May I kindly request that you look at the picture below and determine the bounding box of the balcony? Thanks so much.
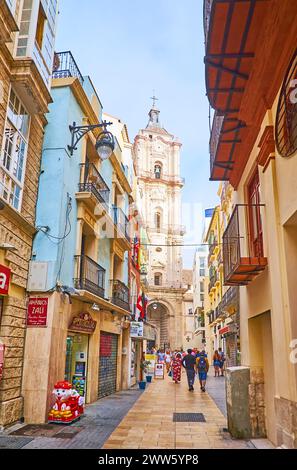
[210,112,247,181]
[147,224,186,236]
[112,206,130,244]
[111,279,130,312]
[52,51,84,85]
[74,255,105,299]
[139,171,185,186]
[218,286,239,318]
[204,0,268,114]
[208,268,218,293]
[223,204,267,285]
[77,163,110,210]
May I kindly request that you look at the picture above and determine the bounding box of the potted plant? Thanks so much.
[139,360,152,387]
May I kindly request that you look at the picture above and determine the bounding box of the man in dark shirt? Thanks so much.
[182,349,197,391]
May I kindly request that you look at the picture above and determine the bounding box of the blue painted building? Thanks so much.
[23,52,134,423]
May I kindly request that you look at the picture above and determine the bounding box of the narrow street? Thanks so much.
[0,369,257,450]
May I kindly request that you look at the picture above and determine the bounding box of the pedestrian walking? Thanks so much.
[171,352,182,383]
[157,349,165,364]
[182,348,197,391]
[218,347,226,376]
[213,350,220,377]
[165,350,172,373]
[196,350,209,392]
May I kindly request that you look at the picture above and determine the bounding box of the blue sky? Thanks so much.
[55,0,219,267]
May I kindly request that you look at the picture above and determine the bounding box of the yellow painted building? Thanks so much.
[204,0,297,447]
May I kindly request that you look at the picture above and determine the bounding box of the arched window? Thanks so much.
[154,273,162,286]
[154,163,162,179]
[155,212,161,231]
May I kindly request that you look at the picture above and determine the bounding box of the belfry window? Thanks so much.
[154,273,162,286]
[154,164,162,179]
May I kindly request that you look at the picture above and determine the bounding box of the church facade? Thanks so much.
[133,102,186,350]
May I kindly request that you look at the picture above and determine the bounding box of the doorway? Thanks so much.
[64,333,89,403]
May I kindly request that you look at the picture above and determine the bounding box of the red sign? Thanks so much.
[27,298,48,327]
[69,312,97,334]
[0,343,5,381]
[219,326,230,335]
[0,264,11,296]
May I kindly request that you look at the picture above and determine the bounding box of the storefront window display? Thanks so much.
[65,334,89,402]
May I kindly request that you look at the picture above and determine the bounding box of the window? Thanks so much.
[154,163,162,179]
[16,0,33,57]
[0,89,30,211]
[154,273,162,286]
[155,212,161,231]
[200,293,204,302]
[248,169,264,258]
[188,308,193,315]
[199,269,205,276]
[200,281,204,293]
[35,3,47,50]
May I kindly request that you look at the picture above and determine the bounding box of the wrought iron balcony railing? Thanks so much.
[112,206,130,243]
[223,204,267,285]
[139,171,185,185]
[218,286,239,319]
[203,0,213,41]
[208,268,218,293]
[210,111,224,178]
[74,255,105,298]
[52,51,84,85]
[111,279,130,311]
[147,224,186,236]
[78,163,110,207]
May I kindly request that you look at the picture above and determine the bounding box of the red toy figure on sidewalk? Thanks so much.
[48,381,84,424]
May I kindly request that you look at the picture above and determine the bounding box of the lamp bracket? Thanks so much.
[68,120,113,155]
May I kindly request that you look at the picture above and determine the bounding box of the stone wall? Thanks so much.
[248,367,266,438]
[275,396,297,448]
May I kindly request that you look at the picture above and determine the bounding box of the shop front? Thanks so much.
[130,321,144,386]
[98,332,118,398]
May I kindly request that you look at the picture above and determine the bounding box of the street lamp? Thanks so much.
[68,120,115,158]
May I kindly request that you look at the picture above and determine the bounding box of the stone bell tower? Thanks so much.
[133,98,186,349]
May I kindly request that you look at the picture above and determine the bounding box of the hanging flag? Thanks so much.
[137,292,148,320]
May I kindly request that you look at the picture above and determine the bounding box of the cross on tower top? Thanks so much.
[150,91,159,108]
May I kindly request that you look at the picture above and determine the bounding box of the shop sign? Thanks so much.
[27,297,48,327]
[154,363,164,379]
[130,321,144,338]
[0,264,11,296]
[69,312,97,334]
[0,343,5,381]
[219,326,230,335]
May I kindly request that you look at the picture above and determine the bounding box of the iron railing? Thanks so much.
[111,279,130,311]
[203,0,214,41]
[146,224,186,236]
[74,255,105,298]
[208,267,218,292]
[52,51,84,85]
[139,171,185,185]
[218,286,239,318]
[223,204,266,283]
[78,163,110,206]
[210,111,224,177]
[112,206,130,243]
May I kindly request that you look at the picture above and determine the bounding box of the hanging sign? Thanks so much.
[27,298,48,327]
[0,343,5,381]
[69,312,97,334]
[0,264,11,296]
[130,321,144,338]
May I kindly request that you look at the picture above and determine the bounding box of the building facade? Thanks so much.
[0,0,58,428]
[22,52,134,424]
[204,0,297,447]
[133,103,186,350]
[193,246,208,350]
